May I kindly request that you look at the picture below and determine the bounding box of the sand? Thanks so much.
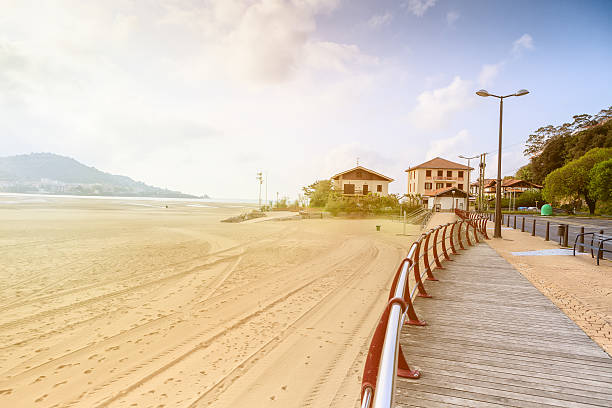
[0,196,421,407]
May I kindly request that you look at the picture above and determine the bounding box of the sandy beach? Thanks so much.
[0,196,420,408]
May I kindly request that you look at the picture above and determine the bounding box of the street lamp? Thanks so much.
[459,154,479,211]
[476,88,529,238]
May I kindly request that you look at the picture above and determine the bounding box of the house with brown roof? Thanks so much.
[331,166,394,197]
[471,178,542,198]
[405,157,473,210]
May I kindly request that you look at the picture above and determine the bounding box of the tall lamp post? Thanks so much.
[459,154,479,211]
[476,88,529,238]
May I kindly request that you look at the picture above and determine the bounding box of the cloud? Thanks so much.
[446,11,459,26]
[426,129,471,160]
[478,62,504,87]
[368,11,393,28]
[302,41,379,73]
[404,0,437,17]
[512,33,534,55]
[408,76,474,130]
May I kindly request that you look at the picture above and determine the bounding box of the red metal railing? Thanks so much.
[360,212,488,408]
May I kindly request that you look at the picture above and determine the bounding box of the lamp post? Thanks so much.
[459,154,479,211]
[476,88,529,238]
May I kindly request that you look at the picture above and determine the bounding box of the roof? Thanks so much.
[425,186,469,197]
[331,165,394,182]
[471,178,495,186]
[502,178,543,188]
[405,157,473,172]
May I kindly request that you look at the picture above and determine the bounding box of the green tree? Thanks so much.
[302,180,332,207]
[589,158,612,202]
[515,165,534,182]
[543,147,612,214]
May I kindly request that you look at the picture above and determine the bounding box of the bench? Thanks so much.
[573,232,612,265]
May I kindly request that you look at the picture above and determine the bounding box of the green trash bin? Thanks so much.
[376,225,381,231]
[541,204,553,216]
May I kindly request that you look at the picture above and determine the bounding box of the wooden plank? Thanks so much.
[395,243,612,407]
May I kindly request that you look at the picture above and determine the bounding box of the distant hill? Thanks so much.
[0,153,207,198]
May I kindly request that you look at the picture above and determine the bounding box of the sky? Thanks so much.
[1,0,611,200]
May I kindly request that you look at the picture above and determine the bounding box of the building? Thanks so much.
[405,157,473,210]
[331,166,394,196]
[471,178,542,198]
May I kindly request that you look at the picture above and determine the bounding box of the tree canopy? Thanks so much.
[543,147,612,214]
[302,180,332,207]
[589,158,612,203]
[522,106,612,185]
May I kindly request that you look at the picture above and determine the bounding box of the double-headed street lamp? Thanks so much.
[476,88,529,238]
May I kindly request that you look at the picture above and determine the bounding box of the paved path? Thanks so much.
[497,214,611,259]
[395,243,612,407]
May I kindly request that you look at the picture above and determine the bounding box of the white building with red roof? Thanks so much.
[331,166,394,196]
[405,157,473,211]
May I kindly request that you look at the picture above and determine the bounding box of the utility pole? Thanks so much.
[265,172,268,208]
[256,172,263,207]
[458,154,479,211]
[479,153,487,211]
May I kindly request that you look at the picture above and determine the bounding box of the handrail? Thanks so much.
[361,214,487,408]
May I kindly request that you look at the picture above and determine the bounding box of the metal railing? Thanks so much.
[360,211,489,408]
[480,212,610,264]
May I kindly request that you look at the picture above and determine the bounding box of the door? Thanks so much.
[363,184,369,195]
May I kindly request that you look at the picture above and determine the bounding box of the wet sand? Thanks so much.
[0,196,420,407]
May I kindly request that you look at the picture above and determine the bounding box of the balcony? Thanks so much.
[425,176,464,181]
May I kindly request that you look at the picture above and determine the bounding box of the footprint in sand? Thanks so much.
[0,389,13,395]
[163,378,174,384]
[53,381,67,388]
[34,394,48,403]
[105,346,119,352]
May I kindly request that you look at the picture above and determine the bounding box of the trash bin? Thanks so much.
[541,204,553,216]
[376,225,381,231]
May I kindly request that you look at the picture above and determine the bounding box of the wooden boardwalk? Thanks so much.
[396,243,612,408]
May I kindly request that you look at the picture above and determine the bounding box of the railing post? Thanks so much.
[422,231,437,281]
[412,239,431,298]
[441,224,451,261]
[513,215,517,229]
[579,227,585,253]
[465,220,472,246]
[532,219,536,236]
[521,217,525,232]
[457,221,466,250]
[599,230,604,260]
[472,221,480,243]
[545,221,550,241]
[432,226,444,269]
[563,225,569,247]
[482,218,490,239]
[449,222,458,254]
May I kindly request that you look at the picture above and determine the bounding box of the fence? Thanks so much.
[481,212,610,262]
[360,211,489,408]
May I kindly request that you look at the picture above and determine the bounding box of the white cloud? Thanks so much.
[405,0,437,17]
[446,11,459,26]
[512,33,534,55]
[408,76,474,131]
[478,62,504,87]
[368,11,393,28]
[426,129,471,160]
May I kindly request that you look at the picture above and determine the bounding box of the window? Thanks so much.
[426,170,431,177]
[437,170,443,177]
[458,171,464,178]
[447,170,452,177]
[344,184,355,194]
[425,182,432,190]
[436,183,444,189]
[446,183,452,187]
[458,184,464,190]
[377,184,382,192]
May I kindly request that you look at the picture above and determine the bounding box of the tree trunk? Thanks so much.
[585,196,597,215]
